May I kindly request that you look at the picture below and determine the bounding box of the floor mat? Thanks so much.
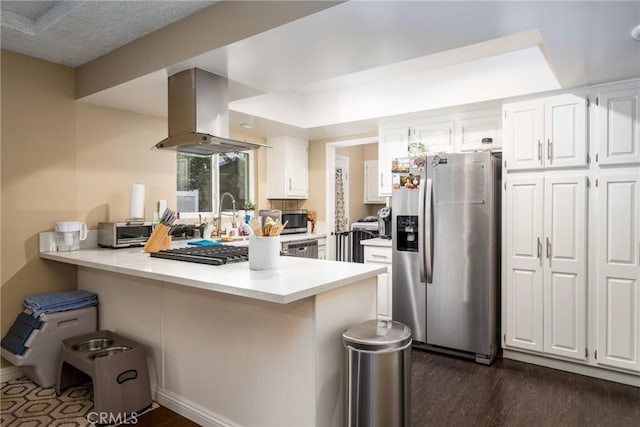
[0,376,157,426]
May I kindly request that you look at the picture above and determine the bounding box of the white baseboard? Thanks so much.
[0,366,23,383]
[154,387,240,427]
[503,350,640,387]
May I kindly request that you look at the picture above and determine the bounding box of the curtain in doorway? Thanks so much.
[335,168,346,232]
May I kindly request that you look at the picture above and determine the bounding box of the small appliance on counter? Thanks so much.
[377,207,392,239]
[169,223,205,240]
[98,221,153,248]
[281,209,308,234]
[55,222,88,251]
[258,209,282,225]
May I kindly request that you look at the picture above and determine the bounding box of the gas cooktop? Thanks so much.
[150,246,248,266]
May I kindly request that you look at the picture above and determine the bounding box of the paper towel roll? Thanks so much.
[158,199,168,216]
[129,183,145,219]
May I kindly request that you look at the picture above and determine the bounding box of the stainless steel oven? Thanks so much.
[282,239,318,259]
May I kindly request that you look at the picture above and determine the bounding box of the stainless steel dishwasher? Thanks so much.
[282,239,319,259]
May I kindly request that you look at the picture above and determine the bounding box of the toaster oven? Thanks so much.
[98,222,153,248]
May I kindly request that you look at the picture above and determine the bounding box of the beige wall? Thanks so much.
[302,137,380,224]
[75,103,171,226]
[1,51,78,367]
[306,140,327,221]
[0,51,175,368]
[363,142,378,161]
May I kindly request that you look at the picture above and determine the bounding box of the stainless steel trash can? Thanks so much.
[343,319,412,427]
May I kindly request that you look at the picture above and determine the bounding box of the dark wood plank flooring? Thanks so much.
[136,405,199,427]
[411,350,640,426]
[138,350,640,426]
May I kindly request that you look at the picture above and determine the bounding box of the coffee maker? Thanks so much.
[377,207,392,239]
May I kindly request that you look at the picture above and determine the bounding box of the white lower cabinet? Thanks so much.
[318,244,326,260]
[317,237,326,260]
[504,173,588,361]
[505,176,544,351]
[363,244,392,319]
[596,170,640,372]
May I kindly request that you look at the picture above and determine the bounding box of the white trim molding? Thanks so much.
[503,350,640,388]
[0,366,24,383]
[154,387,240,427]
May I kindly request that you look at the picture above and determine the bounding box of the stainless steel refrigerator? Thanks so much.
[391,151,500,364]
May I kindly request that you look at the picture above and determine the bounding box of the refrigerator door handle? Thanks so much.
[418,179,426,283]
[426,178,433,283]
[419,178,433,284]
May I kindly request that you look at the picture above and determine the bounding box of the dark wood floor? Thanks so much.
[136,405,199,427]
[411,350,640,426]
[138,350,640,426]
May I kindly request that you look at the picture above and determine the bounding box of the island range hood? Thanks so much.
[154,68,267,155]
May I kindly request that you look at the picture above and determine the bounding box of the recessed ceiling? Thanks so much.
[2,1,639,140]
[229,32,561,128]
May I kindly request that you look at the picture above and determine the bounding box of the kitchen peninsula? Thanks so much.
[40,244,384,426]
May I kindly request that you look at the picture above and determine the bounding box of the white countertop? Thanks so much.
[361,237,392,248]
[40,245,384,304]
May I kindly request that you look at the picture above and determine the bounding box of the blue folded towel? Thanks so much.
[24,290,97,318]
[187,239,222,246]
[0,312,43,355]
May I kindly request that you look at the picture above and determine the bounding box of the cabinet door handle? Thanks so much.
[546,237,551,259]
[289,178,292,191]
[449,128,453,145]
[371,254,389,259]
[380,173,384,187]
[538,140,542,160]
[547,139,552,162]
[537,237,542,258]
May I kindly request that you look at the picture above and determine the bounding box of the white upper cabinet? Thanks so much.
[378,127,408,197]
[503,100,545,170]
[596,85,640,166]
[378,108,502,197]
[364,160,385,204]
[457,114,502,152]
[544,95,588,168]
[413,120,455,153]
[503,95,587,170]
[266,136,308,199]
[597,170,640,372]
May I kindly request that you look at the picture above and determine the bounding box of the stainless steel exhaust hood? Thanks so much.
[154,68,267,155]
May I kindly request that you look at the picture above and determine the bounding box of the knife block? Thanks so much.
[143,224,171,253]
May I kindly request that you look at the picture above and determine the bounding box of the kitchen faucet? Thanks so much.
[218,192,237,235]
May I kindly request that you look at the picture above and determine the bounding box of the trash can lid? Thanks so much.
[343,319,412,351]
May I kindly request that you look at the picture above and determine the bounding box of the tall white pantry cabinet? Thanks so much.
[502,80,640,384]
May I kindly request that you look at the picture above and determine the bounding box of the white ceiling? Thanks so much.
[0,0,216,67]
[2,1,640,140]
